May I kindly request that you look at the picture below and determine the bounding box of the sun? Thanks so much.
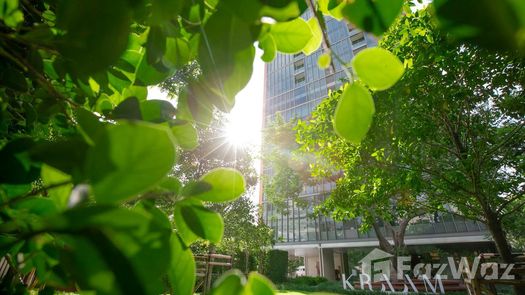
[221,48,264,149]
[224,119,254,147]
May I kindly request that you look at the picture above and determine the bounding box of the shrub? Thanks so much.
[279,279,469,295]
[264,249,288,283]
[287,276,328,286]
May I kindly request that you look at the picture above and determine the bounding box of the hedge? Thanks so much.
[264,249,288,283]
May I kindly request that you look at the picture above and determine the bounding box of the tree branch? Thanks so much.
[0,180,72,208]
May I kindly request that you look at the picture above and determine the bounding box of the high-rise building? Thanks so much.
[260,12,491,280]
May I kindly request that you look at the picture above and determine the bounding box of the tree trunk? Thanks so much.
[245,250,249,274]
[372,221,394,254]
[484,210,525,294]
[392,218,409,255]
[485,211,513,263]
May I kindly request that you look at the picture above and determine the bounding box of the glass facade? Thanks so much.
[261,13,486,245]
[263,11,377,126]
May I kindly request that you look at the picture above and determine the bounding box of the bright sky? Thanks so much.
[148,49,265,203]
[225,49,265,204]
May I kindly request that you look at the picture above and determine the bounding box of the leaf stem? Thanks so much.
[0,180,72,208]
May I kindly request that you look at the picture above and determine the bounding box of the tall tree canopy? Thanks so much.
[379,8,525,263]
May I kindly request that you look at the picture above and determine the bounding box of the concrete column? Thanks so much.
[321,248,336,280]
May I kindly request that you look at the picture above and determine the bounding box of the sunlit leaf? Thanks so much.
[317,52,331,69]
[86,121,177,203]
[270,18,313,54]
[302,18,322,55]
[192,168,245,203]
[352,48,404,90]
[259,33,277,62]
[333,83,375,144]
[171,121,198,150]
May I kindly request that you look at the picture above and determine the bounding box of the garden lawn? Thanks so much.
[277,292,341,295]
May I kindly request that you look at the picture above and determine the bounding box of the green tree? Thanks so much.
[295,86,430,257]
[262,117,305,214]
[378,9,525,266]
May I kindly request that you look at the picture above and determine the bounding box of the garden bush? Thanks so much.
[264,249,288,283]
[287,276,328,286]
[279,279,469,295]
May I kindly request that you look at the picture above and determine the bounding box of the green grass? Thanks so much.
[277,292,341,295]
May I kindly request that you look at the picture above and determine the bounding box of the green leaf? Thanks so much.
[122,86,148,101]
[341,0,403,36]
[434,0,524,53]
[146,26,166,65]
[210,270,244,295]
[30,138,89,179]
[112,96,142,120]
[167,234,195,295]
[258,34,277,62]
[198,9,256,110]
[0,138,40,184]
[270,18,313,54]
[158,177,182,195]
[302,18,322,55]
[147,0,185,25]
[177,88,213,127]
[86,121,177,203]
[140,99,176,123]
[133,200,172,231]
[48,206,171,295]
[260,1,302,22]
[333,83,375,144]
[0,63,27,92]
[221,0,262,22]
[164,37,190,68]
[317,53,331,69]
[318,0,345,20]
[243,272,275,295]
[108,68,132,93]
[13,197,58,217]
[76,108,105,145]
[171,120,198,150]
[135,50,175,85]
[181,181,212,197]
[41,164,72,209]
[0,0,24,28]
[192,168,245,203]
[352,48,404,90]
[174,199,223,245]
[55,0,132,75]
